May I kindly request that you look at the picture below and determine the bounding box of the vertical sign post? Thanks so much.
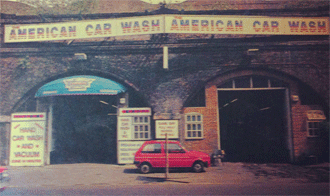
[165,133,169,179]
[163,46,168,69]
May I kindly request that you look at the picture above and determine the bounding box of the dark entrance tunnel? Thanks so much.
[50,96,117,164]
[219,90,290,163]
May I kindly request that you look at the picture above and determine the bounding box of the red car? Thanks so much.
[134,140,211,174]
[0,167,10,192]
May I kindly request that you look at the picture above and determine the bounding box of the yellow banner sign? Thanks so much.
[5,15,163,43]
[165,15,329,35]
[4,15,329,43]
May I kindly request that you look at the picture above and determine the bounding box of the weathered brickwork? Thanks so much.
[1,46,328,163]
[182,85,219,154]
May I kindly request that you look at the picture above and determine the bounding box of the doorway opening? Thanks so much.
[50,95,117,164]
[218,76,290,163]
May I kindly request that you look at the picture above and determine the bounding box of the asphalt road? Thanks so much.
[2,162,329,195]
[2,183,329,195]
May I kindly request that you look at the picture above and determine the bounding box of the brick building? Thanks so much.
[0,0,329,166]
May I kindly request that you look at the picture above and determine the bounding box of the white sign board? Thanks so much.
[10,113,46,166]
[156,120,179,139]
[117,117,132,140]
[117,141,144,164]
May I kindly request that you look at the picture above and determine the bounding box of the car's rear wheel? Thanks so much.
[192,162,204,173]
[140,163,151,174]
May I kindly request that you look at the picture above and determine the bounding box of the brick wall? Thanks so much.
[0,37,328,164]
[182,85,219,154]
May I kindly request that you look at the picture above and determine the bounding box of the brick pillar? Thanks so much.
[205,84,220,150]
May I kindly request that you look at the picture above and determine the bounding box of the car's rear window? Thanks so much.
[141,143,162,153]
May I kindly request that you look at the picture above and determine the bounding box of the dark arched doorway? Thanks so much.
[34,75,126,164]
[218,75,291,163]
[50,95,117,164]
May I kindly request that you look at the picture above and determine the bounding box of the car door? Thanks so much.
[167,143,191,167]
[140,143,165,167]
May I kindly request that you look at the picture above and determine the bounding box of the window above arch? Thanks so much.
[218,76,287,90]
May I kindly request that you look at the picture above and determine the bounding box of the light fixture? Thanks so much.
[248,49,259,52]
[100,100,109,105]
[230,99,238,103]
[74,53,87,60]
[247,49,259,55]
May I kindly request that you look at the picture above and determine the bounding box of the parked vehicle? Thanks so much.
[134,140,211,174]
[0,167,10,192]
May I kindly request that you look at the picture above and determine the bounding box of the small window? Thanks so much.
[141,144,161,153]
[235,77,250,88]
[307,121,321,137]
[253,76,269,88]
[306,110,326,137]
[271,78,286,88]
[220,80,233,88]
[185,113,203,139]
[132,116,150,140]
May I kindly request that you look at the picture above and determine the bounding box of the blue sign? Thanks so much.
[35,75,126,97]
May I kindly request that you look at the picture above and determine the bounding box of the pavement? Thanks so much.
[5,162,330,188]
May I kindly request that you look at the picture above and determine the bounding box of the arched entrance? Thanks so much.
[35,75,127,164]
[218,75,291,163]
[50,96,118,164]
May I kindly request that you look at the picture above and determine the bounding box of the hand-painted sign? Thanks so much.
[165,15,329,35]
[35,75,127,97]
[5,15,163,43]
[10,113,46,166]
[4,15,329,43]
[63,78,95,91]
[306,110,326,120]
[117,117,133,140]
[117,108,151,141]
[156,120,179,139]
[117,141,144,164]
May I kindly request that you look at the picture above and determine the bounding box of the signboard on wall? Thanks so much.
[35,75,127,97]
[156,120,178,139]
[117,107,151,164]
[118,107,151,117]
[117,117,132,140]
[117,141,144,164]
[4,15,329,43]
[10,113,46,166]
[117,107,151,141]
[165,15,329,35]
[5,15,164,43]
[306,110,326,120]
